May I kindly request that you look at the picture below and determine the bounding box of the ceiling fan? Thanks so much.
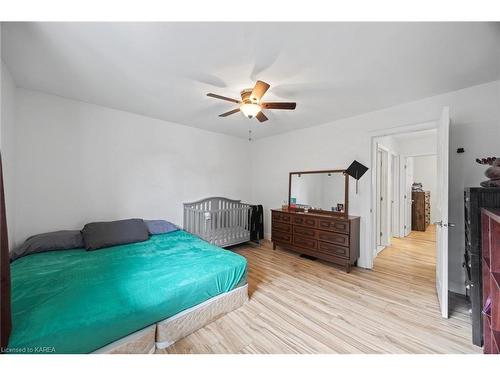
[206,80,296,123]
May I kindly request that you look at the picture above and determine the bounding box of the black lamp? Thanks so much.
[346,160,369,194]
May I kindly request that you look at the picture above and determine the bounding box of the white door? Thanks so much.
[376,149,382,247]
[380,150,389,246]
[435,107,450,318]
[391,155,400,237]
[404,157,414,236]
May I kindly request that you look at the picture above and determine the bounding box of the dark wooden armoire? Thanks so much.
[412,191,431,231]
[464,187,500,346]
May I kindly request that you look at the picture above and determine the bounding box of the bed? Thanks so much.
[8,230,248,354]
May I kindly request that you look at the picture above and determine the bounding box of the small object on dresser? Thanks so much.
[282,200,289,210]
[412,182,424,192]
[476,157,500,188]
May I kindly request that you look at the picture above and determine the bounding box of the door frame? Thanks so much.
[368,121,437,268]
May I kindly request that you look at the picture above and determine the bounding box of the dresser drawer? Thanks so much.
[293,225,316,238]
[317,218,349,234]
[293,215,317,228]
[317,241,349,258]
[317,230,349,246]
[272,221,291,233]
[272,230,292,243]
[272,211,291,223]
[293,235,317,250]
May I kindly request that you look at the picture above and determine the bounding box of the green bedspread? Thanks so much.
[8,230,247,354]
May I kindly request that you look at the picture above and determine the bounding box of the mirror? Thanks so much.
[289,170,348,216]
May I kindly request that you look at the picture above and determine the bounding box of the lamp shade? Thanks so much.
[240,103,261,118]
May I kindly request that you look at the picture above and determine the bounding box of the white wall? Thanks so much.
[250,80,500,294]
[12,88,252,247]
[1,60,16,249]
[413,155,438,223]
[397,131,437,156]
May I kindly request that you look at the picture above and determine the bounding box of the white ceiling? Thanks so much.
[3,22,500,139]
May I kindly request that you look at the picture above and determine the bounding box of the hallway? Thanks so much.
[376,225,437,280]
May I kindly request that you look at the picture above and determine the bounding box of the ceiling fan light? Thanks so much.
[240,103,261,119]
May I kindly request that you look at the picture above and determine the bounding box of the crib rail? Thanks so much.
[183,197,251,247]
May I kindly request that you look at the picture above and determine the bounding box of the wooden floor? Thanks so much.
[159,226,480,354]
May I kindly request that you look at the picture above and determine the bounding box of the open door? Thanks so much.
[403,156,414,237]
[391,154,399,238]
[376,146,389,250]
[435,107,450,318]
[376,149,382,247]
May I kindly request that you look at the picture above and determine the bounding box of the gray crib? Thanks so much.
[183,197,252,247]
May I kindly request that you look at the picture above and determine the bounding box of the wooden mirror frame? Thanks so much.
[288,169,349,217]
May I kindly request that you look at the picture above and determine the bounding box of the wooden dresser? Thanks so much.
[412,191,430,231]
[271,208,360,272]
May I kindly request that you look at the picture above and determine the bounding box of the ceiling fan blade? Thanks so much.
[250,80,271,102]
[261,102,296,110]
[207,93,240,104]
[219,108,241,117]
[256,111,268,123]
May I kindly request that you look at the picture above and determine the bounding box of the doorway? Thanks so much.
[373,129,438,251]
[370,109,450,319]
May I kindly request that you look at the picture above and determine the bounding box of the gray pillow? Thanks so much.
[81,218,149,251]
[11,230,84,261]
[144,220,178,235]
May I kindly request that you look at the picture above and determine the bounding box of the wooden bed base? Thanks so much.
[93,284,248,354]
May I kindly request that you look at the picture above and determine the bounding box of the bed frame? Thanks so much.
[183,197,252,247]
[93,284,248,354]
